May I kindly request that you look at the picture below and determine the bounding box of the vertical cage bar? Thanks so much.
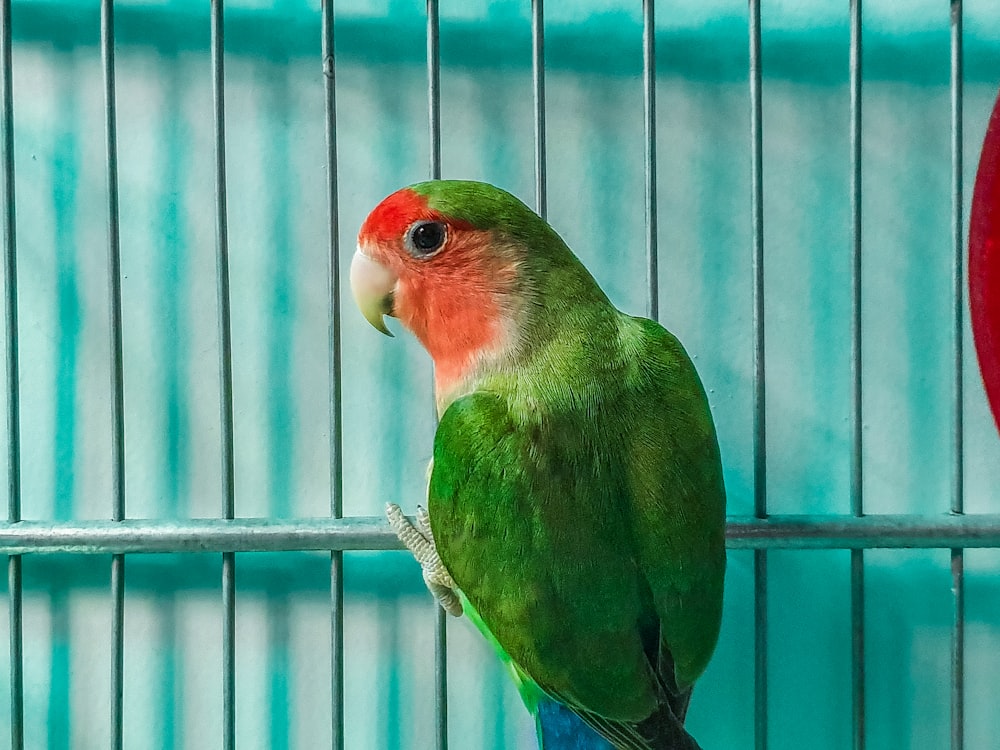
[950,548,964,750]
[221,552,235,750]
[320,1,345,747]
[211,0,237,747]
[101,0,126,746]
[110,556,124,749]
[848,6,863,520]
[950,7,964,516]
[434,605,448,750]
[752,543,767,742]
[848,2,865,748]
[748,2,767,748]
[748,0,764,521]
[643,0,657,321]
[426,3,447,748]
[211,0,234,527]
[427,0,440,181]
[0,0,21,744]
[101,0,124,536]
[532,0,546,220]
[950,2,964,748]
[7,558,19,750]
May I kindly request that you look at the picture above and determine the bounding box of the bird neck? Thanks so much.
[434,302,629,417]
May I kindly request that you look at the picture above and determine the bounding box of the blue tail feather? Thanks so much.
[535,697,616,750]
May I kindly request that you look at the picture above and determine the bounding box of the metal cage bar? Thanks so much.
[848,2,866,748]
[427,0,441,182]
[951,1,965,517]
[425,3,448,748]
[6,558,18,750]
[951,546,964,750]
[210,0,238,746]
[0,0,21,744]
[949,2,965,748]
[748,2,767,748]
[0,513,994,553]
[100,0,126,746]
[643,0,657,322]
[433,606,448,750]
[532,0,546,221]
[320,0,345,748]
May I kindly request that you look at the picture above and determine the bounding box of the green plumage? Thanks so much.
[412,182,726,750]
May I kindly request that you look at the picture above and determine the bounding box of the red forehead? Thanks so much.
[359,188,434,245]
[359,187,478,247]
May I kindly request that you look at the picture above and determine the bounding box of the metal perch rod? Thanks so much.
[0,514,996,554]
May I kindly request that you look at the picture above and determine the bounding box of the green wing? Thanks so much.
[620,317,727,690]
[427,314,726,746]
[429,390,661,723]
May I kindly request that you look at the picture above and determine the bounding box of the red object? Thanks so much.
[970,89,1000,434]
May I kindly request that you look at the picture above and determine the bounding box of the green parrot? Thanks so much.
[350,180,726,750]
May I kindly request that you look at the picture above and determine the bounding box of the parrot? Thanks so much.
[350,180,726,750]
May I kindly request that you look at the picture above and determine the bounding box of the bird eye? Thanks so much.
[405,221,447,257]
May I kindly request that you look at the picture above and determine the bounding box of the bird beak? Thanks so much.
[350,249,397,337]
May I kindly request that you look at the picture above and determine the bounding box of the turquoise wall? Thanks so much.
[0,1,999,748]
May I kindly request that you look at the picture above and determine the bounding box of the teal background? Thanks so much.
[0,0,999,747]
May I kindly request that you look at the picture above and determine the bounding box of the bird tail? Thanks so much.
[536,697,616,750]
[536,695,705,750]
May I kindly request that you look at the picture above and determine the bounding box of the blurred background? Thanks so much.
[0,0,999,747]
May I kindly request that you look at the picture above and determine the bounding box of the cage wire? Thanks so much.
[0,0,998,749]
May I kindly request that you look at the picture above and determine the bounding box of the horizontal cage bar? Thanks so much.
[0,514,996,555]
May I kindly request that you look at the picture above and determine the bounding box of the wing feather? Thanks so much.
[426,315,725,749]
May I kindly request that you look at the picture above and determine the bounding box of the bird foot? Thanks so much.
[386,503,463,617]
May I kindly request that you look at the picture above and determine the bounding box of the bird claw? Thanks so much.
[386,503,463,617]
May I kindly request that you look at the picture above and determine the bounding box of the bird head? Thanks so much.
[352,180,610,404]
[352,181,529,390]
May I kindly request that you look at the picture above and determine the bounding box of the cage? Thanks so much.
[0,0,998,748]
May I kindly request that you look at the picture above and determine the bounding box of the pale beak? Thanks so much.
[350,249,397,337]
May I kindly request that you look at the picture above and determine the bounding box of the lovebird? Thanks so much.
[350,180,726,750]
